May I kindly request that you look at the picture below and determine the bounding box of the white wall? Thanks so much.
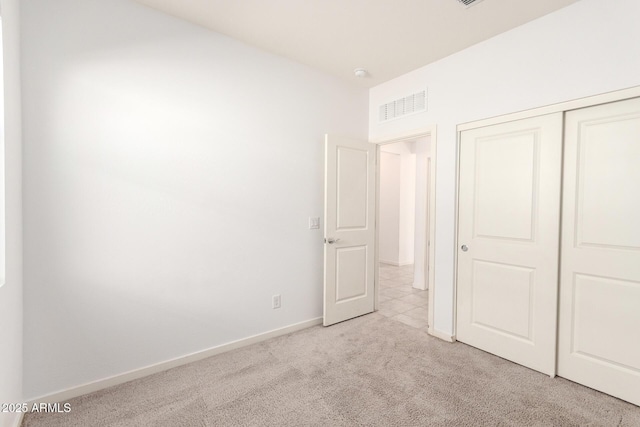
[378,151,400,264]
[397,143,416,266]
[21,0,368,398]
[369,0,640,337]
[0,19,3,289]
[379,142,416,266]
[0,0,22,426]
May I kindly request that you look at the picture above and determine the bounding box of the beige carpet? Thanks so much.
[23,313,640,426]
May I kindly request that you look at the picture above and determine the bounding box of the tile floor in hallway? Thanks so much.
[377,263,429,332]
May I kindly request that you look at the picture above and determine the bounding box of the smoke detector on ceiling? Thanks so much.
[354,68,368,78]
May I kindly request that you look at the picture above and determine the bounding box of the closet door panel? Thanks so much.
[558,96,640,406]
[457,113,563,376]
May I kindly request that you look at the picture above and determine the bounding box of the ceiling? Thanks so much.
[135,0,580,88]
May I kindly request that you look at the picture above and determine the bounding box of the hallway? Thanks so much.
[377,263,429,331]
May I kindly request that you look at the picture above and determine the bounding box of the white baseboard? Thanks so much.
[27,317,323,405]
[379,260,414,267]
[6,412,23,427]
[428,327,456,343]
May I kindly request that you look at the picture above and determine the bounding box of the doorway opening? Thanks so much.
[374,129,436,333]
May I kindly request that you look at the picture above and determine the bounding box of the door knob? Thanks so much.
[325,238,341,244]
[461,245,468,252]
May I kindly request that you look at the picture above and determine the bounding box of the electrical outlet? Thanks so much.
[272,294,281,309]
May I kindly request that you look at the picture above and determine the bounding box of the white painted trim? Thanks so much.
[429,328,456,343]
[8,412,24,427]
[370,126,435,145]
[451,126,461,342]
[426,127,437,336]
[374,147,380,311]
[457,85,640,132]
[26,317,323,405]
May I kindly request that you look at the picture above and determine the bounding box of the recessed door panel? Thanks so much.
[457,113,563,376]
[571,274,640,372]
[576,115,640,250]
[474,131,537,241]
[335,246,368,302]
[337,147,369,230]
[472,261,534,341]
[558,97,640,406]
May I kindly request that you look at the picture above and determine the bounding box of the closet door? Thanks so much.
[558,97,640,406]
[457,113,563,376]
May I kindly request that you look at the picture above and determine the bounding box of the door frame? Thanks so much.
[371,125,438,336]
[453,84,640,339]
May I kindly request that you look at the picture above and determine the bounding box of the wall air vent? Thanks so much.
[379,90,427,123]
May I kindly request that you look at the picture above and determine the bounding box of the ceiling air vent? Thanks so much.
[456,0,484,6]
[379,90,427,123]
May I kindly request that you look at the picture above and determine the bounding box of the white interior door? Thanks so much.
[558,97,640,406]
[324,135,376,326]
[457,113,563,376]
